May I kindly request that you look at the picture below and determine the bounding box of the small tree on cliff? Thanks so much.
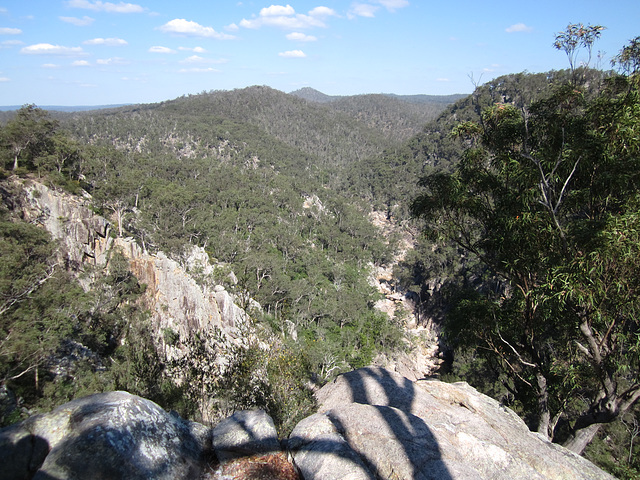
[411,28,640,453]
[2,105,58,171]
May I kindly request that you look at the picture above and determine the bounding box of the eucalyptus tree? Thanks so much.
[1,105,58,171]
[412,29,640,453]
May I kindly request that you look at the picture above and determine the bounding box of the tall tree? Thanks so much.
[412,31,640,453]
[1,105,58,171]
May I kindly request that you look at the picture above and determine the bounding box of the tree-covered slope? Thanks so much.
[62,86,453,179]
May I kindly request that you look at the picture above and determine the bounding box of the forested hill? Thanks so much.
[289,86,465,105]
[61,85,455,176]
[342,70,583,219]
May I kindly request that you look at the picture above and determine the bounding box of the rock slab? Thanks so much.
[290,367,615,480]
[211,409,281,463]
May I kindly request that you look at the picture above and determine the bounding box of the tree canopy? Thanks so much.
[411,29,640,455]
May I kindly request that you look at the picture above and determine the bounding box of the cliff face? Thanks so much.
[10,177,250,357]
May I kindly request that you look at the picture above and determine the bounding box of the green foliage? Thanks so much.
[613,36,640,75]
[1,105,58,172]
[0,214,72,388]
[553,23,606,81]
[584,409,640,479]
[411,33,640,459]
[0,201,154,425]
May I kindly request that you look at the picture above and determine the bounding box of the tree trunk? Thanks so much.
[563,423,601,454]
[535,371,552,440]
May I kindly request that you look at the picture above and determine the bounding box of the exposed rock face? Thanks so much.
[290,367,615,480]
[17,179,112,270]
[9,178,251,356]
[288,413,373,480]
[0,391,210,480]
[0,371,615,480]
[114,238,237,348]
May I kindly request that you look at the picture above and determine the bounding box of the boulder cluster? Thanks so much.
[0,367,614,480]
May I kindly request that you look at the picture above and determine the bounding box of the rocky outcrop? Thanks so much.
[291,367,615,480]
[8,177,252,356]
[0,391,210,480]
[17,179,112,270]
[113,238,240,350]
[0,369,615,480]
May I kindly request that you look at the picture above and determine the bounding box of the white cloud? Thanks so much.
[506,23,533,33]
[279,49,306,58]
[84,37,128,46]
[180,55,227,64]
[159,19,236,39]
[0,77,9,82]
[178,67,220,73]
[59,16,94,26]
[483,63,501,72]
[239,5,330,29]
[42,63,61,69]
[21,43,86,56]
[436,77,450,82]
[376,0,409,11]
[349,4,379,18]
[72,60,91,66]
[226,23,239,31]
[349,0,408,18]
[260,4,295,16]
[179,46,207,53]
[180,55,206,63]
[66,0,145,13]
[1,39,23,48]
[149,45,176,53]
[286,32,317,42]
[309,6,338,17]
[97,57,128,64]
[0,27,22,35]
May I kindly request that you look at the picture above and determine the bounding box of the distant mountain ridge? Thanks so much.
[1,87,464,112]
[289,87,466,105]
[0,104,131,112]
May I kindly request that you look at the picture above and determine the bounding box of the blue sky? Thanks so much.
[1,1,639,105]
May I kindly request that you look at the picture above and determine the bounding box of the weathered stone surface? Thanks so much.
[288,413,374,480]
[212,409,280,463]
[12,179,250,364]
[0,421,49,480]
[294,367,614,480]
[117,239,232,346]
[0,391,211,480]
[19,179,112,270]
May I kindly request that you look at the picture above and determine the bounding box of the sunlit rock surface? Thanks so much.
[291,367,615,480]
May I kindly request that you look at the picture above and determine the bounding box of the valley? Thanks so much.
[2,49,640,477]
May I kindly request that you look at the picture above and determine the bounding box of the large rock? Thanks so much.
[288,413,373,480]
[212,409,281,463]
[290,367,615,480]
[0,391,210,480]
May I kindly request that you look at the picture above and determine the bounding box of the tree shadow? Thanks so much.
[1,396,210,480]
[3,371,454,480]
[326,367,453,479]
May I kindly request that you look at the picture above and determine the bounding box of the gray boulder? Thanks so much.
[211,409,280,463]
[290,367,615,480]
[0,391,211,480]
[288,413,373,480]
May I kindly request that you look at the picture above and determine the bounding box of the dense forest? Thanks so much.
[1,23,639,478]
